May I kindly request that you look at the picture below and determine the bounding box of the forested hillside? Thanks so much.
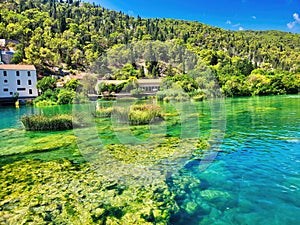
[1,0,299,96]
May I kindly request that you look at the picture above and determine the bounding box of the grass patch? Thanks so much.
[21,114,74,131]
[94,104,163,125]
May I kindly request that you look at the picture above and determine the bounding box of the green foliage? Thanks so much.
[57,89,76,105]
[34,99,57,107]
[1,0,299,73]
[36,76,57,93]
[21,114,74,131]
[116,63,138,80]
[33,88,59,105]
[97,82,127,94]
[157,84,190,102]
[1,0,299,97]
[64,78,80,91]
[166,74,199,93]
[130,88,145,97]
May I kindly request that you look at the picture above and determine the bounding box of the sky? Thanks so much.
[92,0,300,33]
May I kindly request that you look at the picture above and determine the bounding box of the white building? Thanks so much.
[0,65,38,99]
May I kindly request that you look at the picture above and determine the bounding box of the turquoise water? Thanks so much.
[0,95,299,224]
[169,95,300,224]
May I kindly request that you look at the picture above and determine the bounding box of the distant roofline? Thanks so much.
[0,64,36,71]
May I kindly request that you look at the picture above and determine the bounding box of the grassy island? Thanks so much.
[21,114,74,131]
[94,103,163,125]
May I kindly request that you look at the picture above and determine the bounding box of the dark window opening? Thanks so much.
[3,88,8,92]
[4,79,8,83]
[28,80,32,85]
[17,88,26,91]
[16,71,20,76]
[28,71,31,77]
[29,89,33,95]
[10,92,13,95]
[3,71,7,76]
[17,80,21,85]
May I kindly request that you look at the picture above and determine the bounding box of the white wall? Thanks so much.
[0,69,38,98]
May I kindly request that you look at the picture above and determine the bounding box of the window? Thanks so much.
[3,71,7,76]
[10,92,13,95]
[28,80,32,85]
[16,71,20,76]
[29,89,33,95]
[4,79,7,83]
[28,71,31,77]
[17,88,26,91]
[17,80,20,85]
[3,88,8,92]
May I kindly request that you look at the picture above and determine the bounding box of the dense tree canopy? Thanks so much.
[0,0,299,97]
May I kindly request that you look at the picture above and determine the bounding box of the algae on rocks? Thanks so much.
[0,159,178,225]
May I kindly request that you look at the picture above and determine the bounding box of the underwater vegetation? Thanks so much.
[0,159,177,225]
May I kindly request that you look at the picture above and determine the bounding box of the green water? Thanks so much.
[0,95,299,224]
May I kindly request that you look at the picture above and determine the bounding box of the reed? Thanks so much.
[21,114,74,131]
[94,104,163,125]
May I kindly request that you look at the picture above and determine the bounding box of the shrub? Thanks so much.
[57,89,76,104]
[21,114,74,131]
[35,100,57,107]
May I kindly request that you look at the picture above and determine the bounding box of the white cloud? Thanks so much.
[252,16,257,19]
[293,13,300,22]
[239,27,244,31]
[226,20,232,25]
[287,12,300,29]
[287,21,296,29]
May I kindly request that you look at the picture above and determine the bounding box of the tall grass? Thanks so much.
[129,104,162,125]
[94,104,163,125]
[21,114,74,131]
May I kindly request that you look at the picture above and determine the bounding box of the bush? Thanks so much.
[57,89,76,104]
[21,114,74,131]
[35,100,57,107]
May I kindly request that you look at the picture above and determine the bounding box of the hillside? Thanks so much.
[0,0,299,96]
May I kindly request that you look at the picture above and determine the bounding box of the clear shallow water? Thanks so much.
[0,95,299,224]
[169,95,300,224]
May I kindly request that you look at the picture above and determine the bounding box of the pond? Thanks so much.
[0,95,299,224]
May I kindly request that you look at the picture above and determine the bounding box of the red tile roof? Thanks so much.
[0,64,36,70]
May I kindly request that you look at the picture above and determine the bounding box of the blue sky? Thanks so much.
[92,0,300,33]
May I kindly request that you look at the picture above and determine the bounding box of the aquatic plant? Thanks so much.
[93,107,114,118]
[129,104,163,125]
[21,114,74,131]
[94,103,163,125]
[0,159,177,225]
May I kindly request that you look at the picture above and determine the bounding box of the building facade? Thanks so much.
[0,65,38,99]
